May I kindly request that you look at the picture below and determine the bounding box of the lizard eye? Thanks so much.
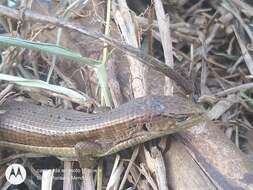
[175,115,189,122]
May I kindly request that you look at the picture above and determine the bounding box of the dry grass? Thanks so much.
[0,0,253,189]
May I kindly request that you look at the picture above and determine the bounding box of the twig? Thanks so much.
[41,170,54,190]
[215,83,253,97]
[112,0,146,97]
[63,161,72,190]
[154,0,173,96]
[0,84,14,104]
[139,163,158,190]
[106,157,124,190]
[151,146,168,190]
[232,25,253,75]
[118,147,139,190]
[207,94,238,120]
[0,153,46,165]
[0,5,193,94]
[82,168,95,190]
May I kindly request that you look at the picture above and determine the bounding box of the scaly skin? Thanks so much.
[0,95,206,166]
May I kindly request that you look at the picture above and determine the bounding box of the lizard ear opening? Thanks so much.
[142,123,152,131]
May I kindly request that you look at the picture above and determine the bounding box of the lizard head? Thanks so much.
[141,95,206,133]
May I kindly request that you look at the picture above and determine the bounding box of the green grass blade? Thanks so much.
[0,35,100,67]
[0,74,89,104]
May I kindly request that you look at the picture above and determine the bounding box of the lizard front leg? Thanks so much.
[74,141,103,168]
